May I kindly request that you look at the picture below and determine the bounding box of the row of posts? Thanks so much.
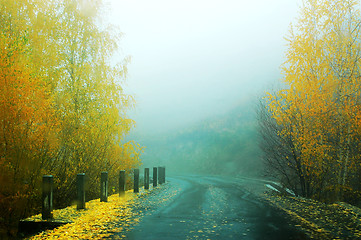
[42,167,166,220]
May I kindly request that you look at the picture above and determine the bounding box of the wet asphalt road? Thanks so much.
[122,175,308,240]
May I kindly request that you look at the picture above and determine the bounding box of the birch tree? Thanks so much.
[265,0,361,201]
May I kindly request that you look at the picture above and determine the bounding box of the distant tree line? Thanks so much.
[0,0,142,237]
[142,105,261,177]
[259,0,361,204]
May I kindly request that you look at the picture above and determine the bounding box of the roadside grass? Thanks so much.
[264,193,361,240]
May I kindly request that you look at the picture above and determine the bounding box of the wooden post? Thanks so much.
[153,167,157,187]
[158,167,162,185]
[158,166,166,184]
[101,171,108,202]
[144,168,149,190]
[77,173,86,210]
[42,175,53,220]
[134,169,139,193]
[160,167,165,184]
[119,170,125,196]
[162,167,165,183]
[161,167,165,184]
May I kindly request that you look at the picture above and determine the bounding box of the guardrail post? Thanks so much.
[144,168,150,190]
[158,166,165,184]
[158,167,161,184]
[134,169,139,193]
[101,171,108,202]
[119,170,125,196]
[77,173,86,210]
[161,167,165,184]
[153,167,157,187]
[42,175,53,220]
[163,167,166,183]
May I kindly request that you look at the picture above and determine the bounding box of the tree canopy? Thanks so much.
[264,0,361,202]
[0,0,142,235]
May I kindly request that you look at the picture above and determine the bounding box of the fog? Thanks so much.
[108,0,300,174]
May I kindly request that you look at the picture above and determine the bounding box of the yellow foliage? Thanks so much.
[0,0,143,236]
[266,0,361,200]
[28,192,138,240]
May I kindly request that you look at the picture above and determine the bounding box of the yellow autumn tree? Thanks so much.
[266,0,361,201]
[0,0,142,236]
[45,0,142,206]
[0,0,59,233]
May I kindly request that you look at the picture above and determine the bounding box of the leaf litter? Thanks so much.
[27,183,180,240]
[264,193,361,240]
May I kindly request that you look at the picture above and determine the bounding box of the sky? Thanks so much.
[107,0,300,136]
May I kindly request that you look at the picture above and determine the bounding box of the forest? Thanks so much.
[0,0,142,236]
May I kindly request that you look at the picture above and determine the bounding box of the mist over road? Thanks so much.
[122,175,308,240]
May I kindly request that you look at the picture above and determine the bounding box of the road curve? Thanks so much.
[120,175,308,240]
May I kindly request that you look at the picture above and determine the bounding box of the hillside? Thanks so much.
[135,102,262,177]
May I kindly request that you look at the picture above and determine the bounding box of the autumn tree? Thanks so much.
[0,0,61,233]
[0,0,142,236]
[258,97,312,197]
[43,0,142,206]
[264,0,361,202]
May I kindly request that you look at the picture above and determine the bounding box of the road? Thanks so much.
[119,175,308,240]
